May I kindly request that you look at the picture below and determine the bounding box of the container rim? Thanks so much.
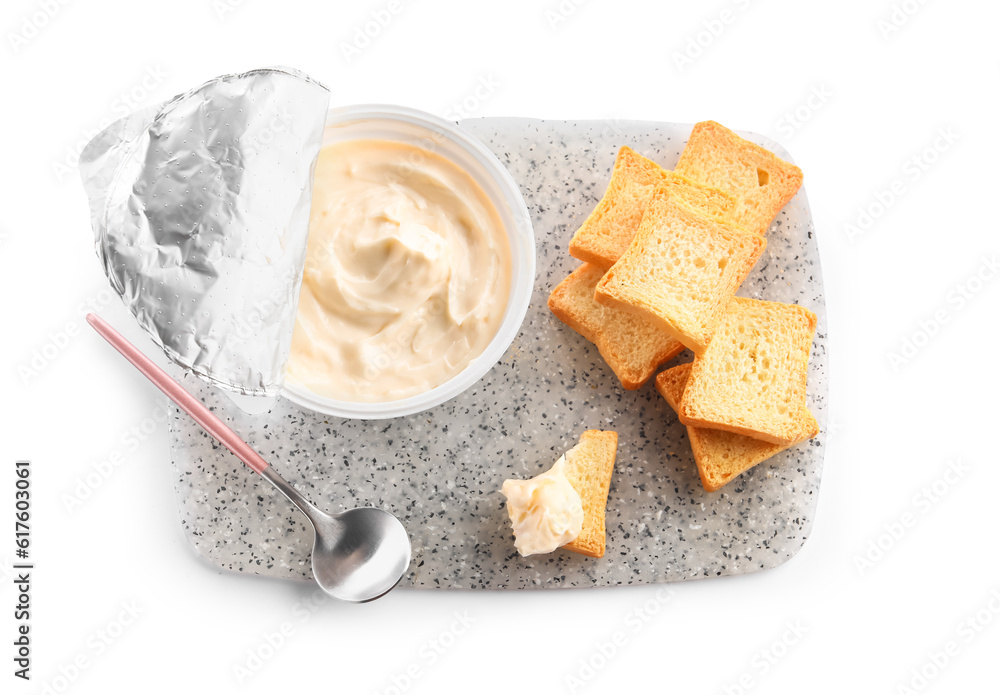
[281,104,536,419]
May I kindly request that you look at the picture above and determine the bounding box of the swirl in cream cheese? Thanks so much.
[286,139,511,402]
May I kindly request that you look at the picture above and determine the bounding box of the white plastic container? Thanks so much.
[281,105,535,419]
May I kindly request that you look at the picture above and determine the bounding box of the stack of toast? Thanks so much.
[548,121,819,492]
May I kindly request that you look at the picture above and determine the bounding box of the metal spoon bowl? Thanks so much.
[262,468,410,601]
[87,313,411,602]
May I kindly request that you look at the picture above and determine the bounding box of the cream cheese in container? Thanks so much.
[81,75,533,418]
[281,106,535,419]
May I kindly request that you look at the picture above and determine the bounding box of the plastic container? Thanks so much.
[281,105,536,419]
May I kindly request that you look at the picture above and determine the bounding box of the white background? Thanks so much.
[2,0,999,693]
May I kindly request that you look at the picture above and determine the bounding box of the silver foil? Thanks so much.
[80,67,330,398]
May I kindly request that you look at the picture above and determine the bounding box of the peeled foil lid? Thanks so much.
[79,67,330,401]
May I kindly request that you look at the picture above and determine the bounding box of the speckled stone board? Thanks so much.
[166,118,828,589]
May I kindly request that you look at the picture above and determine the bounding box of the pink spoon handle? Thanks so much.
[86,313,270,475]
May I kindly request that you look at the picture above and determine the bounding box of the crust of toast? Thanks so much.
[594,191,766,355]
[561,430,618,558]
[656,363,817,491]
[548,264,685,389]
[568,146,736,269]
[675,121,803,237]
[678,297,817,446]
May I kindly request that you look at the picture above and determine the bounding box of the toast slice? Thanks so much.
[656,363,818,492]
[678,297,817,446]
[594,190,766,355]
[548,263,685,389]
[562,430,618,558]
[675,121,803,237]
[568,146,736,269]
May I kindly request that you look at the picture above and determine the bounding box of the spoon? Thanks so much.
[86,313,411,602]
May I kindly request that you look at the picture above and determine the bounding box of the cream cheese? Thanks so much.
[502,453,584,557]
[286,139,511,402]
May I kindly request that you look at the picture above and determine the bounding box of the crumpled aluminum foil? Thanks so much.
[80,67,330,399]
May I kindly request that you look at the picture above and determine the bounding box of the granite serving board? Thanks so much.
[166,118,828,589]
